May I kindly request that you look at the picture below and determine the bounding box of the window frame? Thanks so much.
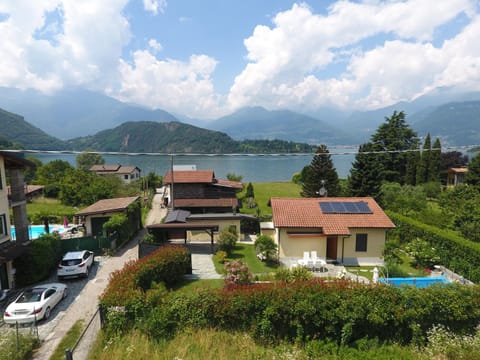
[0,214,7,237]
[355,233,368,252]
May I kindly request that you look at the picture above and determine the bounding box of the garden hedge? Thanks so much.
[387,211,480,283]
[138,281,480,345]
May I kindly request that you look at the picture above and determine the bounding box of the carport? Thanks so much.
[146,223,219,253]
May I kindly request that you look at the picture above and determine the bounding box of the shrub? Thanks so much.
[0,332,39,360]
[13,233,62,286]
[254,235,277,261]
[224,260,252,288]
[275,266,313,283]
[217,229,237,254]
[213,250,227,264]
[405,237,441,269]
[142,232,156,244]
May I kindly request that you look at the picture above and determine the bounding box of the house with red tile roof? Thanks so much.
[268,197,395,266]
[163,169,243,214]
[89,164,141,184]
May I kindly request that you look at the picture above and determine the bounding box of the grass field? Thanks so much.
[239,181,301,217]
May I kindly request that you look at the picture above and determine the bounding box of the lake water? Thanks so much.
[29,151,356,182]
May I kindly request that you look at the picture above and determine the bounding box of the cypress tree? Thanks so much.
[428,137,441,182]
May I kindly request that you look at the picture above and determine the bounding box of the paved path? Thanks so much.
[33,191,220,359]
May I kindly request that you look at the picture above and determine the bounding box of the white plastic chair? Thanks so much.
[298,251,311,268]
[311,251,327,272]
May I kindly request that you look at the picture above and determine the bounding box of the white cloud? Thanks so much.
[148,38,163,53]
[143,0,167,16]
[111,50,224,118]
[0,0,131,92]
[227,0,479,113]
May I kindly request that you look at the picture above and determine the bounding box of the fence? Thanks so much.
[60,235,117,254]
[65,307,102,360]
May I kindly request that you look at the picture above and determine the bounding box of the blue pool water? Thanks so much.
[378,276,449,288]
[10,225,65,240]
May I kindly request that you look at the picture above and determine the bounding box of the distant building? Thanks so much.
[89,164,141,184]
[441,167,468,188]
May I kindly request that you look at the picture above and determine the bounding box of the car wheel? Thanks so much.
[44,307,51,320]
[62,288,68,299]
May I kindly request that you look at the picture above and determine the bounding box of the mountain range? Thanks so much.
[0,86,480,151]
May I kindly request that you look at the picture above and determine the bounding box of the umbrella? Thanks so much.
[63,217,68,228]
[372,267,379,283]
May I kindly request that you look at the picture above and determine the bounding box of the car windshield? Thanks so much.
[17,288,44,303]
[61,259,82,266]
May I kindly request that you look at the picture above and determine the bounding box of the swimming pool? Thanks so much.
[378,276,449,288]
[10,225,65,240]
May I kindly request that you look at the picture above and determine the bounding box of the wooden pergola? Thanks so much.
[146,223,219,253]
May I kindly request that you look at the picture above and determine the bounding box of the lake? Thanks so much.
[30,151,356,183]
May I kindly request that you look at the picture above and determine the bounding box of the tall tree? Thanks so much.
[76,150,105,171]
[371,111,419,185]
[347,142,383,199]
[301,144,340,197]
[465,151,480,187]
[428,137,442,182]
[416,134,432,184]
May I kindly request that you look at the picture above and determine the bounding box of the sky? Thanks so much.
[0,0,479,120]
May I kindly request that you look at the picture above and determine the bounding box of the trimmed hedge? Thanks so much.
[139,281,480,345]
[100,245,190,308]
[387,211,480,283]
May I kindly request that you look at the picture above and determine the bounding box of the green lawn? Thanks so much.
[25,197,77,222]
[239,181,301,217]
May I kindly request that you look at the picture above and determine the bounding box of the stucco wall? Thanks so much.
[0,157,12,246]
[278,228,327,259]
[277,227,386,265]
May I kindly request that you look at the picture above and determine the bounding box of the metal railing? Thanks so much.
[65,306,102,360]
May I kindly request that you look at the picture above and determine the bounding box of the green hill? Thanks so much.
[0,107,65,150]
[66,121,316,153]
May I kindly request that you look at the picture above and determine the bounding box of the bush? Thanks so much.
[224,260,253,288]
[275,266,313,283]
[0,333,39,360]
[217,229,237,254]
[13,233,62,286]
[254,235,277,261]
[405,237,441,269]
[213,250,227,264]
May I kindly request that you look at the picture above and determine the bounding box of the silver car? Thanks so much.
[57,250,94,280]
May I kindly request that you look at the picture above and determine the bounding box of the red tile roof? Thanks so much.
[214,178,244,190]
[173,198,238,208]
[164,170,215,184]
[271,197,395,236]
[76,196,139,216]
[90,165,139,174]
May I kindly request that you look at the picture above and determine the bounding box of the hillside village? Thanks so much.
[1,109,480,359]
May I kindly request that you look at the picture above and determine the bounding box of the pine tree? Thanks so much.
[371,111,419,185]
[301,144,340,197]
[347,143,383,199]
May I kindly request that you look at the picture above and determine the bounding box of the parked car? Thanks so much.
[57,250,94,280]
[3,283,67,324]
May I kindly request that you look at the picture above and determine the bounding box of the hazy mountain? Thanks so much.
[208,106,352,145]
[0,87,177,140]
[0,107,65,150]
[410,101,480,146]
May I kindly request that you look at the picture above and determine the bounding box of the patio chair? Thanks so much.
[311,251,327,272]
[297,251,312,269]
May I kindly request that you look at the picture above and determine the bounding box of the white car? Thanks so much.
[3,283,67,324]
[57,250,94,280]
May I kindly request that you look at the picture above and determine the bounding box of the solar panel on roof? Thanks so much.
[319,201,372,214]
[319,202,334,213]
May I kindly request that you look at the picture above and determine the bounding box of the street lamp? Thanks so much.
[316,180,327,197]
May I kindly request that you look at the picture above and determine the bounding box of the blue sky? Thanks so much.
[0,0,479,119]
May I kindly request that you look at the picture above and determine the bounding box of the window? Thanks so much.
[355,233,367,252]
[0,168,3,189]
[124,175,128,180]
[0,214,6,237]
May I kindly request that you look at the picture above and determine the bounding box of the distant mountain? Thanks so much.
[0,87,177,140]
[207,106,352,145]
[0,107,65,150]
[410,101,480,146]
